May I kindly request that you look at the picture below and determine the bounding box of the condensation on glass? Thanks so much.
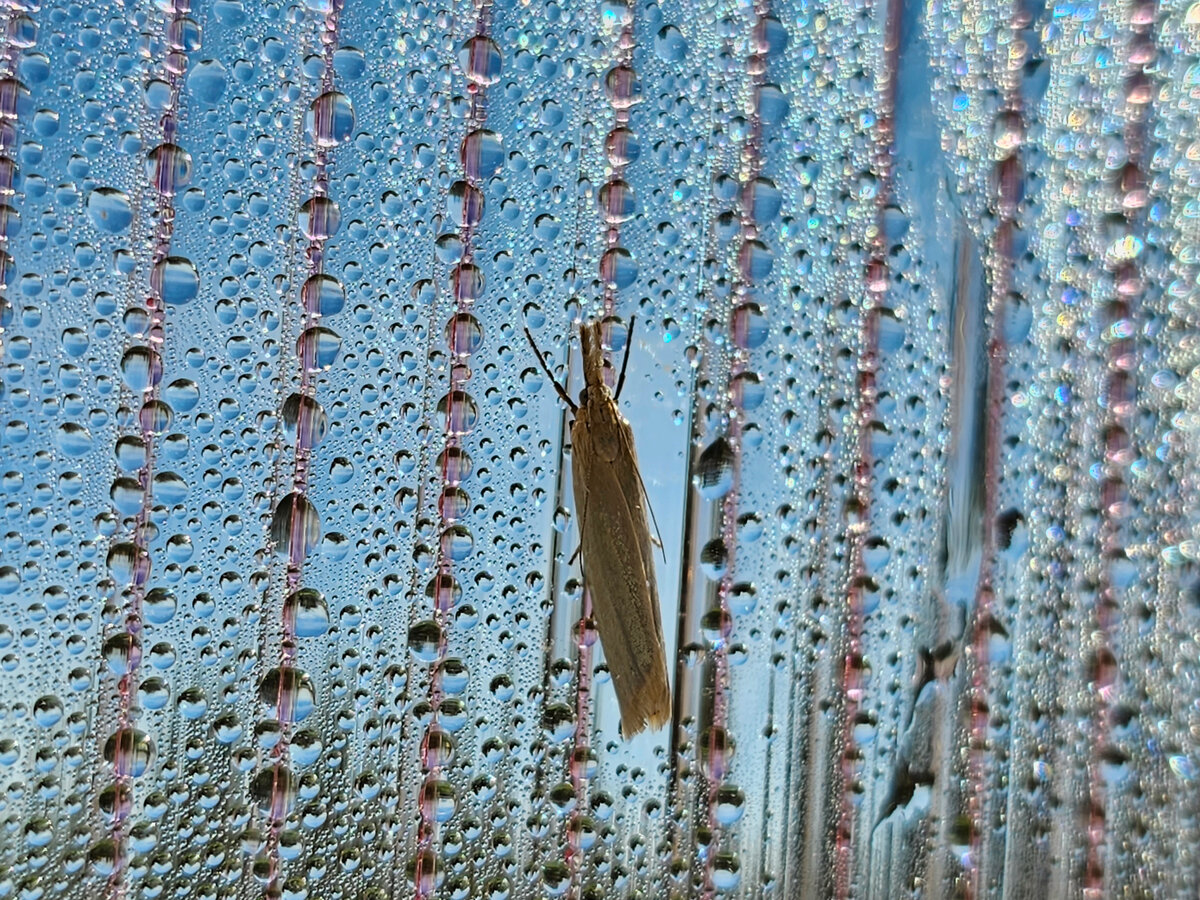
[0,0,1196,896]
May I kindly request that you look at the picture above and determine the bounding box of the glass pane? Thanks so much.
[0,0,1195,895]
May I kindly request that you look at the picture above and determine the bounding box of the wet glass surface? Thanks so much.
[0,0,1197,896]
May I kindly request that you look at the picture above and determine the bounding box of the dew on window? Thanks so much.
[0,0,1196,895]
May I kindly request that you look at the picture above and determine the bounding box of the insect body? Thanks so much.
[525,319,671,738]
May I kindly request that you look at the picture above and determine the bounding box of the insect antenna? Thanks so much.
[523,326,577,413]
[614,315,636,401]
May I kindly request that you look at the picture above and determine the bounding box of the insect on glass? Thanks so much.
[524,318,671,738]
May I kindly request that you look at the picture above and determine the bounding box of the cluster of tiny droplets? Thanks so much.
[408,8,501,895]
[0,0,1199,894]
[1004,2,1089,891]
[659,0,733,885]
[96,0,197,891]
[1159,2,1200,885]
[253,1,349,895]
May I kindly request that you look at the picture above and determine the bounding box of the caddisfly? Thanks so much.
[525,318,670,738]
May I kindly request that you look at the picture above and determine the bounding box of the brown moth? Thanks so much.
[525,318,671,738]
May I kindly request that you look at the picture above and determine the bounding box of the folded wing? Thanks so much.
[571,411,670,738]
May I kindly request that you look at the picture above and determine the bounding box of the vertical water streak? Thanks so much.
[376,4,458,889]
[664,5,726,882]
[1158,5,1200,889]
[834,0,901,892]
[560,3,641,894]
[99,1,195,893]
[963,0,1027,893]
[699,5,783,895]
[0,2,30,368]
[259,2,346,894]
[1081,0,1157,892]
[413,3,497,894]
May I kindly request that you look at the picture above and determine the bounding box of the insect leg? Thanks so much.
[569,486,590,568]
[523,326,577,413]
[633,464,667,563]
[614,315,636,402]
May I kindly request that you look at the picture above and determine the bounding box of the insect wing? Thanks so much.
[571,400,670,738]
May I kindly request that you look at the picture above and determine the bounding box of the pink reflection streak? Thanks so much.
[963,2,1025,895]
[1081,4,1155,894]
[265,0,344,891]
[415,3,495,896]
[700,4,773,896]
[104,2,193,896]
[833,0,901,893]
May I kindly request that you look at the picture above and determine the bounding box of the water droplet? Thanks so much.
[258,666,317,723]
[301,272,345,316]
[145,143,192,196]
[250,763,296,820]
[460,129,503,181]
[296,326,342,371]
[282,393,329,450]
[306,91,354,147]
[150,255,199,305]
[102,728,154,778]
[85,187,132,233]
[187,58,227,104]
[408,620,443,663]
[283,588,329,638]
[56,422,94,457]
[445,312,483,356]
[598,179,636,224]
[120,347,164,393]
[448,181,484,229]
[271,492,322,559]
[696,437,734,499]
[298,195,341,241]
[460,36,502,86]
